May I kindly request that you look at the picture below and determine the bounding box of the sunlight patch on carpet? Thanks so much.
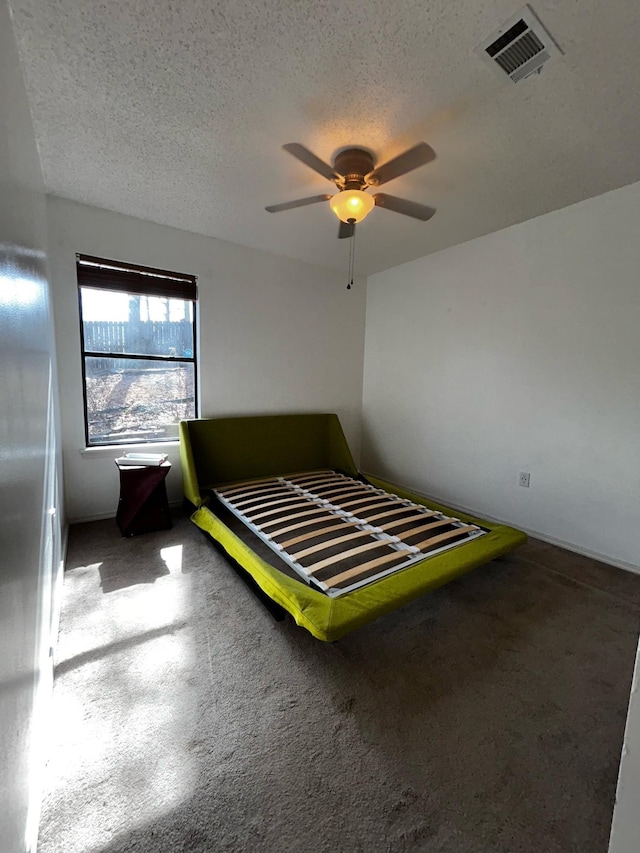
[42,557,198,849]
[160,544,183,574]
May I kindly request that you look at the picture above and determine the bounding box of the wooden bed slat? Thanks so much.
[258,506,333,531]
[291,479,346,493]
[285,475,343,489]
[249,500,313,522]
[233,487,293,507]
[324,550,414,588]
[219,469,342,495]
[338,496,396,513]
[308,488,374,503]
[305,480,365,494]
[267,512,342,538]
[292,528,377,560]
[217,476,281,496]
[241,493,306,514]
[413,525,477,551]
[311,487,374,504]
[284,470,336,484]
[279,521,357,549]
[392,517,457,540]
[307,539,393,574]
[366,506,434,525]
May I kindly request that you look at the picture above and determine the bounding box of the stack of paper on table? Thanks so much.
[115,452,169,467]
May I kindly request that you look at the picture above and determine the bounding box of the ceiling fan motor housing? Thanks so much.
[333,148,375,189]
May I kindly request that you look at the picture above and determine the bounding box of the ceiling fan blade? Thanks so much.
[366,142,436,186]
[373,193,436,221]
[338,221,355,239]
[282,143,339,181]
[265,194,332,213]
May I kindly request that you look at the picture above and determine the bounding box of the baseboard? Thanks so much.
[53,523,69,640]
[361,471,640,577]
[61,521,69,561]
[70,510,116,524]
[514,527,639,576]
[70,500,184,525]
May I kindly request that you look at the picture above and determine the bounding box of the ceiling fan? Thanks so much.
[265,142,437,238]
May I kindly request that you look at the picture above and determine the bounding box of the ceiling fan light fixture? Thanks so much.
[329,189,375,223]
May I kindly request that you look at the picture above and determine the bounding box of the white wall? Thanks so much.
[47,197,366,522]
[362,179,640,571]
[0,0,63,850]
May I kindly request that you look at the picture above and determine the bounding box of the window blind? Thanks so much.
[76,254,197,301]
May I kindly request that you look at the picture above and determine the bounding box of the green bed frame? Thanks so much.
[180,414,527,641]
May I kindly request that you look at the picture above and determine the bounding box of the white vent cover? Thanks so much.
[476,5,561,83]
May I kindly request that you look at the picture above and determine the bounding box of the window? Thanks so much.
[77,254,198,446]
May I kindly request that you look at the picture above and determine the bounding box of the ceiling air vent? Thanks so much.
[476,5,561,83]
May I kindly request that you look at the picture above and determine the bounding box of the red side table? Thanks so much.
[115,461,172,536]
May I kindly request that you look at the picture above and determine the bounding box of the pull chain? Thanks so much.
[347,219,356,290]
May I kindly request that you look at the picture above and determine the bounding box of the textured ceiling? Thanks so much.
[9,0,640,275]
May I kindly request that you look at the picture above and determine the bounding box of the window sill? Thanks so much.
[79,441,179,459]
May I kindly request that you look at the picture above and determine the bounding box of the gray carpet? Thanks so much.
[38,508,640,853]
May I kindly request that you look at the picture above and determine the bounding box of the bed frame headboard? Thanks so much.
[179,413,358,506]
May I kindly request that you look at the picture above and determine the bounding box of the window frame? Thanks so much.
[76,253,199,448]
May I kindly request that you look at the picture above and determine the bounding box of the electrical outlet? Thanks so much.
[519,472,530,488]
